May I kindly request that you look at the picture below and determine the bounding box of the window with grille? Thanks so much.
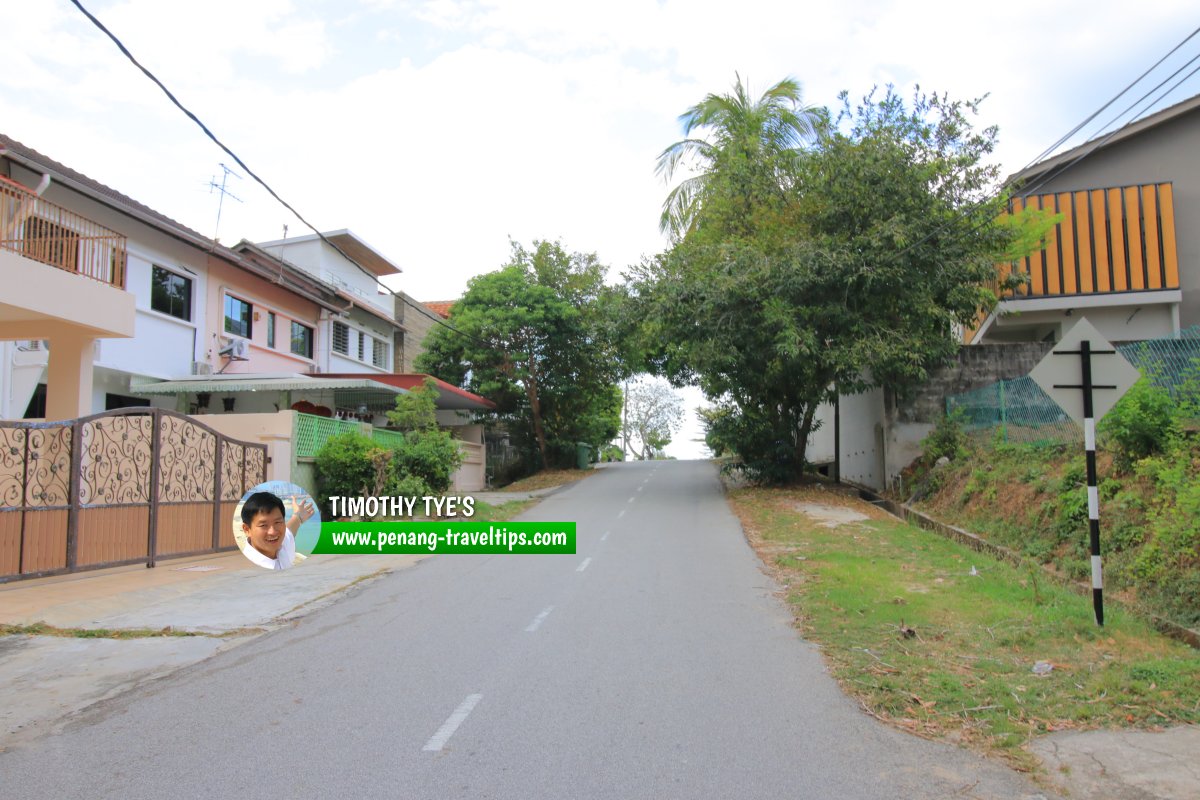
[358,332,366,361]
[372,337,388,369]
[332,321,349,355]
[267,312,276,348]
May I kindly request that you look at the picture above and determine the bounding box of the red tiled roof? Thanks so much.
[319,373,494,410]
[422,300,456,318]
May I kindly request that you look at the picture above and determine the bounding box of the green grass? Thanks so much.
[472,498,537,521]
[728,485,1200,772]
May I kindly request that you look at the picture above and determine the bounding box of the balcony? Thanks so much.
[0,176,127,289]
[999,182,1180,298]
[966,182,1182,344]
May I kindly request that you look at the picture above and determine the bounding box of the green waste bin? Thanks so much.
[575,442,592,470]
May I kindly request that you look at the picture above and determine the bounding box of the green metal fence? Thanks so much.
[293,414,364,458]
[293,414,415,459]
[371,428,407,450]
[946,327,1200,445]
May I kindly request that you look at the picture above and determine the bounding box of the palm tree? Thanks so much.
[656,74,818,240]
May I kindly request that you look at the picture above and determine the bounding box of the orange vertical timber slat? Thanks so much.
[1091,189,1112,293]
[1074,192,1094,293]
[1124,187,1146,291]
[1159,183,1181,289]
[1143,185,1163,289]
[1107,188,1129,291]
[1029,196,1046,296]
[1043,195,1062,296]
[1057,192,1076,294]
[1008,196,1026,297]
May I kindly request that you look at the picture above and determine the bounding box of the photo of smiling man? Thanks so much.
[238,489,316,570]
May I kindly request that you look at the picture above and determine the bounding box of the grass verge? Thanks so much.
[727,483,1200,773]
[473,498,538,521]
[499,469,596,493]
[0,623,228,639]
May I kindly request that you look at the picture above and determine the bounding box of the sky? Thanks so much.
[4,1,1199,458]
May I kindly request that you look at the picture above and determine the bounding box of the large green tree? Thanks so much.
[632,82,1038,482]
[416,240,622,469]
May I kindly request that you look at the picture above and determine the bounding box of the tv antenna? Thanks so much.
[208,163,243,242]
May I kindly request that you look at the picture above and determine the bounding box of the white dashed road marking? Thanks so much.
[423,694,483,752]
[525,606,555,632]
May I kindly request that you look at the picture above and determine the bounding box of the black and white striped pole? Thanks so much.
[1079,340,1107,625]
[1029,318,1140,627]
[1052,339,1115,625]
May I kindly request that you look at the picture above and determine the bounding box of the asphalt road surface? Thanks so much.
[0,460,1042,799]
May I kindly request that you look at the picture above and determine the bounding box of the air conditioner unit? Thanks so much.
[191,361,213,375]
[218,338,250,360]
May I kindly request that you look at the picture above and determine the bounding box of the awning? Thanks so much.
[129,375,409,413]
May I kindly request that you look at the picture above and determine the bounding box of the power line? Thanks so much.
[1016,25,1200,174]
[67,0,496,353]
[879,26,1200,269]
[1016,47,1200,199]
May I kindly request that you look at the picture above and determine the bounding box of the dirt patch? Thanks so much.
[792,502,870,528]
[1030,725,1200,799]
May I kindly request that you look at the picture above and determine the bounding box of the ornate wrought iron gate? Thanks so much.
[0,408,267,581]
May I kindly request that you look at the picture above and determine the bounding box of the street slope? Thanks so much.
[0,461,1040,799]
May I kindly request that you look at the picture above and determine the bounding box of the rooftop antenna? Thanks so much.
[275,224,288,283]
[207,162,243,243]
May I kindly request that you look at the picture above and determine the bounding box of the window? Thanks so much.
[224,295,252,339]
[151,266,191,321]
[290,321,314,359]
[372,337,388,369]
[267,312,276,348]
[332,321,349,355]
[358,331,366,361]
[105,393,150,410]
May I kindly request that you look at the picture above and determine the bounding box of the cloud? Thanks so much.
[4,0,1198,308]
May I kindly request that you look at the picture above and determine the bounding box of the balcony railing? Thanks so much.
[998,182,1180,299]
[0,177,127,289]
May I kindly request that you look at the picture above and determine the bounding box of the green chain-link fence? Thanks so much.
[946,326,1200,445]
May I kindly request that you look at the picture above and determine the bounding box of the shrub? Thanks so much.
[923,409,969,464]
[314,431,386,517]
[390,430,464,496]
[1100,378,1176,471]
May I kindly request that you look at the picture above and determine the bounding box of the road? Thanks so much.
[0,460,1041,799]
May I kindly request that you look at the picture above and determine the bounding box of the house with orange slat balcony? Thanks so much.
[968,93,1199,345]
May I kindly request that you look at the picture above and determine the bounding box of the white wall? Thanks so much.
[837,386,886,491]
[988,304,1176,344]
[809,401,836,465]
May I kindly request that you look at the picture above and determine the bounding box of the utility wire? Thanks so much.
[1016,25,1200,174]
[68,0,496,353]
[1015,50,1200,200]
[879,27,1200,267]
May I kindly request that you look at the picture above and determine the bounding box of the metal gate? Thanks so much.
[0,408,267,582]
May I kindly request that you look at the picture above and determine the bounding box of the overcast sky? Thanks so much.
[5,1,1198,458]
